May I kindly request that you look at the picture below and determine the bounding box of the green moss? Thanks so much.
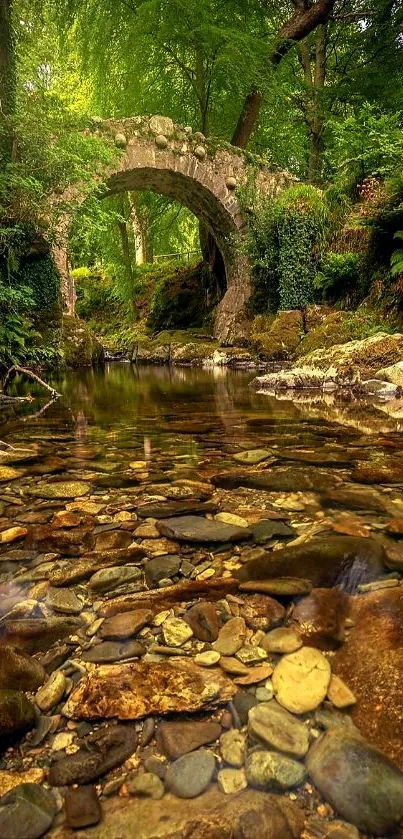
[61,316,104,367]
[147,262,213,332]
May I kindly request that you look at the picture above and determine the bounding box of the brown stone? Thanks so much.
[333,586,403,768]
[240,594,285,631]
[95,530,133,551]
[24,523,94,555]
[212,617,246,655]
[291,588,349,650]
[156,720,222,760]
[0,616,81,654]
[234,662,273,685]
[185,602,220,641]
[99,609,153,640]
[62,660,236,720]
[65,786,102,829]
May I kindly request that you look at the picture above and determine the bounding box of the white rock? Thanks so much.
[272,646,331,714]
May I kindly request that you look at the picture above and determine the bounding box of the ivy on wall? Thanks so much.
[241,182,328,313]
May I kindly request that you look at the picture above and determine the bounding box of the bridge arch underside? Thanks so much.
[105,166,250,343]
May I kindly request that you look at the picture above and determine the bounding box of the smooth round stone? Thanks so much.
[248,701,309,757]
[217,767,247,795]
[35,671,66,712]
[194,651,221,667]
[215,512,248,528]
[165,749,215,798]
[162,617,193,647]
[255,686,274,702]
[246,750,306,791]
[261,628,302,655]
[99,609,152,640]
[272,647,331,714]
[126,772,164,799]
[327,674,357,709]
[0,783,56,839]
[89,565,142,592]
[220,729,246,767]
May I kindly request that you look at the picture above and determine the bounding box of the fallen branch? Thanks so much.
[97,576,240,617]
[2,365,61,398]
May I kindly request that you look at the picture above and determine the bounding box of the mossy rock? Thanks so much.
[296,311,353,357]
[61,316,104,367]
[171,342,219,364]
[147,262,212,331]
[300,332,403,380]
[250,310,304,360]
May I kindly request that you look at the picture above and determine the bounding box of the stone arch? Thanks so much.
[56,115,294,344]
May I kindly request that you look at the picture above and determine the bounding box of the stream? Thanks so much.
[1,363,403,838]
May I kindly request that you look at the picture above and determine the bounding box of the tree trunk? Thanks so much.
[231,0,335,149]
[231,88,263,149]
[298,23,327,184]
[0,0,15,160]
[195,40,209,136]
[308,24,326,184]
[117,200,138,322]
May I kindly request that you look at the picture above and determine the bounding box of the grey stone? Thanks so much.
[248,701,309,757]
[46,588,82,615]
[246,750,306,791]
[126,772,164,799]
[82,640,145,663]
[307,727,403,835]
[145,555,181,587]
[157,515,251,544]
[165,749,216,798]
[89,565,142,592]
[0,783,56,839]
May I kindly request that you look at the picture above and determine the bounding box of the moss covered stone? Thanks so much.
[61,316,104,367]
[250,310,304,360]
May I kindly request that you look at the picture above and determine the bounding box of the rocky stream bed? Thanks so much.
[1,365,403,838]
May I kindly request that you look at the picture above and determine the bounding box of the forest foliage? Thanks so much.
[0,0,403,360]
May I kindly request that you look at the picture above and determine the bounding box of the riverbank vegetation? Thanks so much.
[0,0,402,364]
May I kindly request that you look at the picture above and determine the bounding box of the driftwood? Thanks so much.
[2,365,61,398]
[97,576,240,618]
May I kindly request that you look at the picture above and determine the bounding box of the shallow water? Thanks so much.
[2,364,403,837]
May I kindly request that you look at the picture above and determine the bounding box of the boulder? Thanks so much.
[0,691,36,743]
[291,588,349,650]
[332,586,403,768]
[375,359,403,386]
[61,315,104,367]
[250,311,304,361]
[234,537,386,592]
[307,726,403,835]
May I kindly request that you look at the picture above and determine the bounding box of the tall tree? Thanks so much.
[231,0,336,148]
[0,0,15,159]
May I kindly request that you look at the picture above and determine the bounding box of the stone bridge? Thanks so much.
[56,115,294,343]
